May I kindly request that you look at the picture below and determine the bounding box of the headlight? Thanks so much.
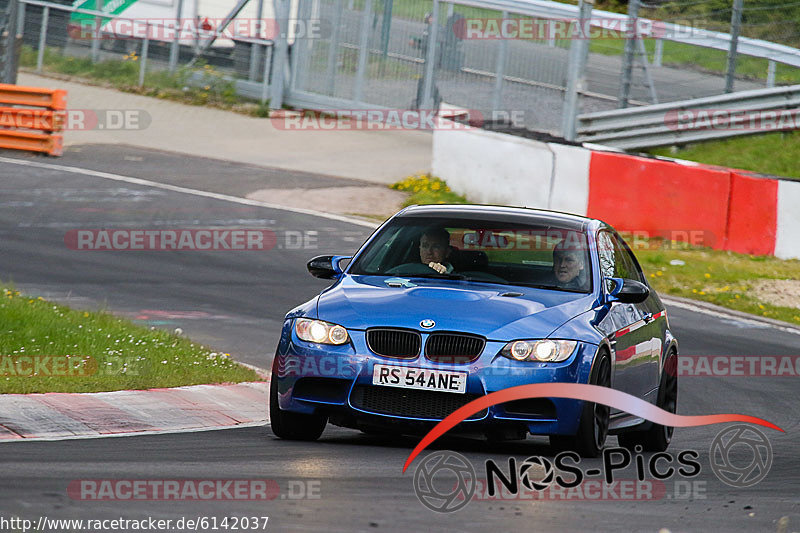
[500,340,578,362]
[295,318,350,345]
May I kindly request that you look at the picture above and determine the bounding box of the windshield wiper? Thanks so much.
[514,282,588,293]
[409,273,467,280]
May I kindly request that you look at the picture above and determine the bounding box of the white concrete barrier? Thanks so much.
[432,124,798,260]
[547,142,591,216]
[775,179,800,260]
[433,126,555,208]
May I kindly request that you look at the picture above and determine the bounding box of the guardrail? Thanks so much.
[0,83,65,155]
[576,84,800,149]
[450,0,800,71]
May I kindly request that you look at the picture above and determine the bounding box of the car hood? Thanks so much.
[316,275,594,340]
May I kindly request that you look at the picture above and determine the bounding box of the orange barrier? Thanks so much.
[0,130,62,155]
[0,106,64,131]
[0,84,66,156]
[0,85,66,110]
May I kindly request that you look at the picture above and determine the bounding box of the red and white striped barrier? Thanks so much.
[433,125,799,259]
[0,382,266,441]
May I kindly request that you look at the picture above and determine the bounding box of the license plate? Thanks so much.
[372,364,467,394]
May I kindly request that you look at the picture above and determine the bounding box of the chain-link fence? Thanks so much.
[7,0,275,106]
[2,0,799,137]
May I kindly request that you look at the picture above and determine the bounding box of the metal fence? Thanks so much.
[4,0,800,139]
[7,0,275,101]
[281,0,800,136]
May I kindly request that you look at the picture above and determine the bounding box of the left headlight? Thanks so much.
[499,339,578,362]
[295,318,350,345]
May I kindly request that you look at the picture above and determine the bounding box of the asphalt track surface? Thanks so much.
[1,148,799,532]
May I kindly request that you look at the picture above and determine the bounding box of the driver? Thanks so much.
[552,239,588,290]
[419,228,454,274]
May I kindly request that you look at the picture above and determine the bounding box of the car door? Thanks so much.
[610,231,661,401]
[594,231,642,403]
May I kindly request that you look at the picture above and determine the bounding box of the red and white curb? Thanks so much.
[0,382,267,442]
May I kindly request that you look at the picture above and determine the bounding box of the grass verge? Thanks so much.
[389,175,800,326]
[0,287,259,394]
[19,46,272,117]
[635,245,800,326]
[648,132,800,180]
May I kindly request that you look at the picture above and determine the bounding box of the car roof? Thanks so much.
[395,204,599,232]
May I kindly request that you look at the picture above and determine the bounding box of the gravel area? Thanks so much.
[752,279,800,309]
[246,186,407,218]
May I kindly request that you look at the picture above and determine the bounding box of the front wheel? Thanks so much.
[269,365,327,441]
[550,352,611,458]
[618,351,677,452]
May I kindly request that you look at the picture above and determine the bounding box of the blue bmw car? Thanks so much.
[270,205,678,457]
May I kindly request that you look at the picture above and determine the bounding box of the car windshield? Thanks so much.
[348,216,592,293]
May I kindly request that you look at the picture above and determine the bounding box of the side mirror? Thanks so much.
[307,255,352,279]
[604,277,650,304]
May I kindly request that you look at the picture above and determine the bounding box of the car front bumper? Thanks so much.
[273,321,599,436]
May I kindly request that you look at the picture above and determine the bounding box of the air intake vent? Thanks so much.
[425,333,485,363]
[366,328,421,359]
[350,385,487,420]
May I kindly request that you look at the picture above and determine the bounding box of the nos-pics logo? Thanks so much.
[413,424,773,513]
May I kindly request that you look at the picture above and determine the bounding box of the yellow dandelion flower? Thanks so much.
[704,273,711,278]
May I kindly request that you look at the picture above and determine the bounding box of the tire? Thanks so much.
[550,351,611,458]
[269,363,327,441]
[617,351,678,452]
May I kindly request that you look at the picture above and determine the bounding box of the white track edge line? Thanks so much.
[662,296,800,336]
[0,156,379,229]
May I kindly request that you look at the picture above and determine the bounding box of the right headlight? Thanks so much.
[499,339,578,362]
[295,318,350,345]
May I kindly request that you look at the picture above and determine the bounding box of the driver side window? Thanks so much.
[612,233,644,283]
[597,232,615,292]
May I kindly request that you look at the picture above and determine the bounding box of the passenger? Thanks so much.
[552,239,588,290]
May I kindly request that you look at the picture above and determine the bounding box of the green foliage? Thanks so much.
[0,287,258,393]
[18,45,267,114]
[648,131,800,180]
[636,244,800,326]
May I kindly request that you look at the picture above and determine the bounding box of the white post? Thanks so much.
[767,60,776,88]
[654,37,663,67]
[36,5,48,72]
[138,23,149,86]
